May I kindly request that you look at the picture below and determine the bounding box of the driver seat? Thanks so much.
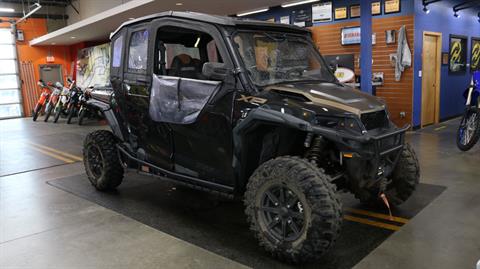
[169,54,202,79]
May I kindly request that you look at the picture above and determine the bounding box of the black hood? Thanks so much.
[263,81,386,116]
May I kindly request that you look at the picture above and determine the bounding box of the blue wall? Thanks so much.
[413,0,480,126]
[245,0,414,25]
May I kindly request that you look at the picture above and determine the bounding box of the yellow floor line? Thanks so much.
[344,215,401,231]
[28,142,83,162]
[29,145,76,164]
[345,208,409,224]
[434,126,447,131]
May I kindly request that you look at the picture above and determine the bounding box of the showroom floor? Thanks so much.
[0,117,479,269]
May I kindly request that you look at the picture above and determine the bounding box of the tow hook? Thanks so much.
[379,177,393,220]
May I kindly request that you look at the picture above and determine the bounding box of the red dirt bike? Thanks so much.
[43,82,63,122]
[32,80,52,122]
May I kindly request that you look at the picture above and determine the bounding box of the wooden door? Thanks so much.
[422,33,441,127]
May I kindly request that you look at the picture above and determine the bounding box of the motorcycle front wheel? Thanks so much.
[457,108,480,151]
[32,104,42,122]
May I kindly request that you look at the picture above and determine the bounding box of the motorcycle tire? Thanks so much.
[457,109,480,151]
[44,103,54,122]
[53,107,62,123]
[67,107,76,124]
[78,108,86,126]
[32,104,42,122]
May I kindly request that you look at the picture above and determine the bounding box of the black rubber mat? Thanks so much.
[48,173,446,269]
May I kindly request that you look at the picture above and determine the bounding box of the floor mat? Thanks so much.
[48,173,446,269]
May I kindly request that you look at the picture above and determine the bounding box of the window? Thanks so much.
[112,35,123,68]
[0,28,21,119]
[128,29,149,71]
[154,26,223,80]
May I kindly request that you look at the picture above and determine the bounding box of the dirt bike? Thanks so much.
[65,80,82,124]
[32,80,52,121]
[457,71,480,151]
[44,82,62,122]
[78,87,93,125]
[53,80,74,123]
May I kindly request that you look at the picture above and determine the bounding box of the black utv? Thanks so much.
[84,11,420,263]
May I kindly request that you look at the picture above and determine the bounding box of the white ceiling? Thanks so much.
[30,0,285,46]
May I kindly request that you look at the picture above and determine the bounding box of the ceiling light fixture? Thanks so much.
[128,17,135,20]
[423,6,430,14]
[281,0,319,8]
[70,36,76,39]
[176,2,183,6]
[454,11,460,18]
[0,8,15,13]
[237,7,269,17]
[421,0,442,15]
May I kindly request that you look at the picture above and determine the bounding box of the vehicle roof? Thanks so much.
[110,11,310,39]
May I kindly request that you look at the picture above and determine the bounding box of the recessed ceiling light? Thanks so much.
[237,7,269,17]
[176,2,183,6]
[281,0,319,8]
[128,17,135,20]
[0,8,15,13]
[70,36,76,39]
[51,42,56,45]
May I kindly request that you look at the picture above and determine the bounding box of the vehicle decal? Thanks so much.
[236,94,268,105]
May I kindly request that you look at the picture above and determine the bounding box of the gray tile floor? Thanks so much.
[0,117,479,269]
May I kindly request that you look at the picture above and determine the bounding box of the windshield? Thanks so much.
[233,31,337,87]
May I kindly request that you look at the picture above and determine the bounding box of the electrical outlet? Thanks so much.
[400,112,406,118]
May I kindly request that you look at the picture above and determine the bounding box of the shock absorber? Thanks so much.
[304,135,325,163]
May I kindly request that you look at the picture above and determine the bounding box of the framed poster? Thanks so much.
[334,7,347,20]
[292,8,312,27]
[471,37,480,72]
[350,5,360,18]
[280,16,290,24]
[312,2,332,22]
[342,26,361,45]
[449,35,468,73]
[372,2,381,15]
[385,0,401,14]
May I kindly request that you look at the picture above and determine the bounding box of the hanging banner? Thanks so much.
[76,43,111,89]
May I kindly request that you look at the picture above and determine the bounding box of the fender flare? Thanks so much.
[86,99,125,141]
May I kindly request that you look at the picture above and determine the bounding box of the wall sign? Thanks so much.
[350,5,360,18]
[372,2,381,15]
[291,8,312,27]
[342,27,361,45]
[385,0,401,14]
[471,37,480,72]
[312,2,332,22]
[449,35,467,73]
[334,7,347,20]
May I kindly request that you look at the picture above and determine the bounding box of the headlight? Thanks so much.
[316,115,362,133]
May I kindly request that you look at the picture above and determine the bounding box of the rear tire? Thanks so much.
[456,109,480,151]
[83,130,124,191]
[244,156,342,264]
[44,103,54,122]
[358,143,420,206]
[32,104,41,121]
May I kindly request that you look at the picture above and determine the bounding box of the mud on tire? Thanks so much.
[83,130,124,191]
[244,156,342,264]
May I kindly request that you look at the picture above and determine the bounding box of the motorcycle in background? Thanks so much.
[457,71,480,151]
[53,80,73,123]
[65,80,82,124]
[77,87,93,125]
[43,82,62,122]
[32,80,51,121]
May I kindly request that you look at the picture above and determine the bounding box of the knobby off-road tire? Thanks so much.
[44,103,54,122]
[244,156,342,264]
[66,107,76,124]
[53,106,61,123]
[456,109,480,151]
[360,143,420,207]
[78,108,86,126]
[83,130,124,191]
[32,104,41,121]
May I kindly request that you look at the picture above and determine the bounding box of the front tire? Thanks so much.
[83,130,124,191]
[32,104,42,121]
[78,108,86,125]
[244,156,342,264]
[44,103,54,122]
[456,109,480,151]
[67,106,76,124]
[53,106,61,123]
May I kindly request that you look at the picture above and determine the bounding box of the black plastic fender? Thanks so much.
[86,99,125,142]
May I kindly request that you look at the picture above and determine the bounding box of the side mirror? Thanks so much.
[202,62,232,81]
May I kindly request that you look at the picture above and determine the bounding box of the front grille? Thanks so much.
[361,110,388,130]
